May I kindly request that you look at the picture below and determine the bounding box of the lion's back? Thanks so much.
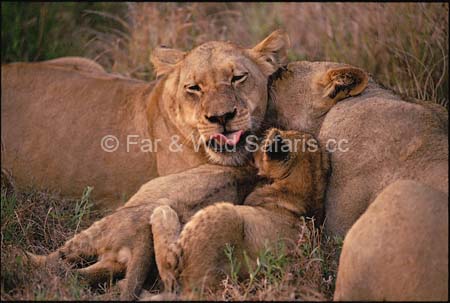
[319,82,448,236]
[42,57,106,74]
[1,60,157,208]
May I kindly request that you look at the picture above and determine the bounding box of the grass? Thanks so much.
[208,217,342,301]
[1,2,126,63]
[0,176,116,300]
[72,186,94,234]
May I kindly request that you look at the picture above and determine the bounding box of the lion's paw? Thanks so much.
[151,205,180,233]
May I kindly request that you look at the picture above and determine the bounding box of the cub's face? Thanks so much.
[151,30,290,166]
[254,128,321,180]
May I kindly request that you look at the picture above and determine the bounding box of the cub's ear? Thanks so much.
[314,67,369,102]
[249,29,291,76]
[150,46,186,77]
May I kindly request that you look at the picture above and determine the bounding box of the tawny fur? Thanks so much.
[43,56,106,73]
[150,128,330,299]
[26,164,257,300]
[27,203,154,299]
[266,61,369,136]
[334,180,448,301]
[1,30,289,209]
[269,61,448,236]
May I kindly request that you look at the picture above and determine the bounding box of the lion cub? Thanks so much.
[24,165,256,300]
[150,128,330,298]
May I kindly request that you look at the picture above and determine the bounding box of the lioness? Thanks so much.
[1,30,290,209]
[269,61,448,236]
[149,128,330,299]
[1,30,369,210]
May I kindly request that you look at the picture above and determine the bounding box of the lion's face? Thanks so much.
[254,128,320,180]
[151,30,290,166]
[269,61,369,134]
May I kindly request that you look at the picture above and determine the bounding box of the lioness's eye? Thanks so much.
[232,73,248,84]
[186,84,201,94]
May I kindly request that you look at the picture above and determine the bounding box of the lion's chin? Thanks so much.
[205,146,251,166]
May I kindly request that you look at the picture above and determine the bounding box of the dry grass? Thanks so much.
[279,3,448,106]
[85,3,448,107]
[0,177,119,300]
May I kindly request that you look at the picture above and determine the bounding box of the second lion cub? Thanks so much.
[150,128,330,298]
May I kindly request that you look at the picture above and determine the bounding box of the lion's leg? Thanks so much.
[176,202,246,297]
[76,259,125,284]
[25,250,61,267]
[118,227,154,300]
[26,223,100,267]
[151,205,182,293]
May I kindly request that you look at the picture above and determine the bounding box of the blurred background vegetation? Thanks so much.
[2,2,448,106]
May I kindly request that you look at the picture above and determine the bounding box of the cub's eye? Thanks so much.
[231,73,248,84]
[186,84,201,94]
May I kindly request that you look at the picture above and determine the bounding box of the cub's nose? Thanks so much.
[205,108,237,126]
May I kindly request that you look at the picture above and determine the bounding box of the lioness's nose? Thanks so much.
[205,108,237,125]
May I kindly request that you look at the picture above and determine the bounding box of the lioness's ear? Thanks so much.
[150,47,186,77]
[314,67,369,102]
[249,29,290,76]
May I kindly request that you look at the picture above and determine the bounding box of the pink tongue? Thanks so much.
[211,130,243,146]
